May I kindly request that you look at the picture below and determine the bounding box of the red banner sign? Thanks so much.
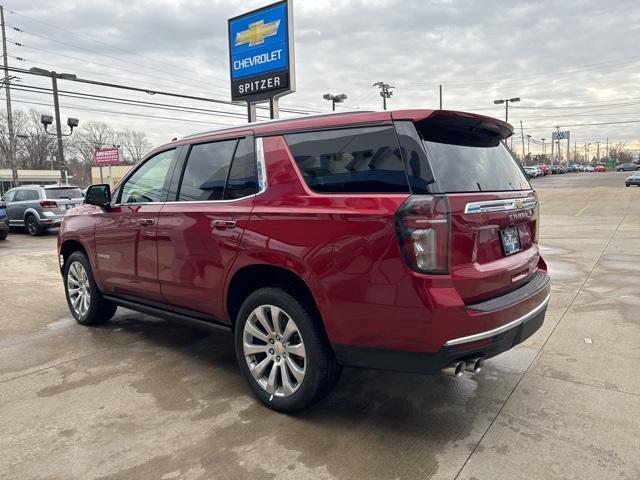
[94,147,120,166]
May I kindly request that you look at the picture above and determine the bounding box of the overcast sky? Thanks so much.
[2,0,640,155]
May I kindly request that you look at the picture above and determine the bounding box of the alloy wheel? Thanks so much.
[243,304,306,398]
[67,261,91,318]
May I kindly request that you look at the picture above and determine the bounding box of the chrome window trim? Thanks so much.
[464,196,537,214]
[444,294,550,347]
[115,137,267,207]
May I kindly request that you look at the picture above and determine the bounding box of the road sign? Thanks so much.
[228,0,295,103]
[94,147,120,166]
[552,131,570,140]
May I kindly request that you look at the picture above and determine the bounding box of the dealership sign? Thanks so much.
[228,0,295,102]
[94,147,120,166]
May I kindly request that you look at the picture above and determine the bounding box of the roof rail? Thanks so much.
[181,110,375,140]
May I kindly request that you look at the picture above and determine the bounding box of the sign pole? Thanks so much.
[108,164,113,187]
[99,166,104,184]
[269,97,279,119]
[247,102,257,123]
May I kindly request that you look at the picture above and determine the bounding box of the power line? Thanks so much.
[6,9,212,79]
[0,94,236,127]
[11,83,271,120]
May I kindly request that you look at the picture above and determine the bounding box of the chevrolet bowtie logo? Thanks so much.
[235,20,281,47]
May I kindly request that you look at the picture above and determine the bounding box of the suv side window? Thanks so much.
[2,190,16,202]
[284,126,409,193]
[15,189,39,201]
[178,139,237,201]
[120,149,175,204]
[225,137,258,200]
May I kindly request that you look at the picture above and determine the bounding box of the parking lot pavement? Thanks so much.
[1,176,639,480]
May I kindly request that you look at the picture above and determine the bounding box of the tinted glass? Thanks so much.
[285,126,409,193]
[395,121,436,194]
[45,188,83,199]
[2,190,16,202]
[15,189,39,201]
[422,141,530,192]
[120,149,174,203]
[179,140,237,201]
[225,137,258,200]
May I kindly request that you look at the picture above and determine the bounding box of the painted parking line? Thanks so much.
[575,204,590,217]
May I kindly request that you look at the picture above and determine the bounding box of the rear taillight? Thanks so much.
[40,200,58,209]
[0,201,5,209]
[395,195,450,274]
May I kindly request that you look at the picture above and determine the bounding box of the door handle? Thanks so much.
[138,218,156,226]
[212,219,236,230]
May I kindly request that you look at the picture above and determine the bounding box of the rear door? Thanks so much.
[10,189,38,225]
[398,119,538,304]
[157,135,257,321]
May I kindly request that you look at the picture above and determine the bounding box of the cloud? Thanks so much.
[3,0,639,152]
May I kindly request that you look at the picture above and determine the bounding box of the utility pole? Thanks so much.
[439,84,442,109]
[541,138,545,158]
[51,73,67,183]
[372,82,394,110]
[520,121,526,164]
[526,134,531,164]
[574,142,577,163]
[596,141,600,163]
[606,137,609,161]
[1,6,18,187]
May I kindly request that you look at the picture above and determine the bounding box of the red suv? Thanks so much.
[59,110,550,412]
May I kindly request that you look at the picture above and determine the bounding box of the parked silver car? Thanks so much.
[1,185,84,236]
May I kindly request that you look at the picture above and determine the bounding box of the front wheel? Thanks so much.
[0,229,7,240]
[64,251,117,325]
[234,287,341,413]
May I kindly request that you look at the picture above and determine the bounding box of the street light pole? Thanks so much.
[29,67,77,184]
[51,73,66,183]
[323,93,347,111]
[493,97,520,124]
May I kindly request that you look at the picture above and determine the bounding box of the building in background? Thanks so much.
[0,169,62,195]
[91,165,133,187]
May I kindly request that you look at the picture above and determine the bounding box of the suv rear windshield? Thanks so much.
[422,141,530,192]
[45,188,83,199]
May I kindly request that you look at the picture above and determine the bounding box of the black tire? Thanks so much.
[0,229,7,240]
[234,287,341,413]
[25,214,43,236]
[64,251,117,326]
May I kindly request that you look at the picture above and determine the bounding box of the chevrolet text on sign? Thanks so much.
[228,0,295,102]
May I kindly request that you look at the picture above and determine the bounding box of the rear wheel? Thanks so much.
[64,251,117,325]
[234,287,341,413]
[0,229,7,240]
[25,215,43,236]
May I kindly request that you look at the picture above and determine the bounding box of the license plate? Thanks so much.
[65,204,75,210]
[500,226,522,256]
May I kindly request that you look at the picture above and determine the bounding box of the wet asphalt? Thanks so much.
[1,171,639,479]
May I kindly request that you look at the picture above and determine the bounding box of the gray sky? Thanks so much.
[2,0,640,155]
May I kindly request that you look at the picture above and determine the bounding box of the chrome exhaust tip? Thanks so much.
[465,357,485,374]
[442,360,467,377]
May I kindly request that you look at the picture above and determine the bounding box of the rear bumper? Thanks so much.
[334,294,548,374]
[333,271,551,374]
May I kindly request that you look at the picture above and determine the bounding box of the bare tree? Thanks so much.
[116,128,153,164]
[70,120,115,167]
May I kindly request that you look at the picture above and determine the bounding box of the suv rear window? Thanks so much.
[45,188,83,199]
[422,141,530,192]
[285,126,409,193]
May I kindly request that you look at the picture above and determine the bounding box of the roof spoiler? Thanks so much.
[415,110,513,147]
